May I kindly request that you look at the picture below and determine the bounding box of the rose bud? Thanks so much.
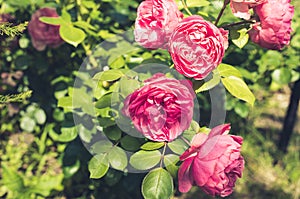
[28,7,64,51]
[122,73,195,142]
[178,124,244,197]
[134,0,183,49]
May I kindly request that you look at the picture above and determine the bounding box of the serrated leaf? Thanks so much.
[93,70,124,81]
[195,72,220,93]
[88,154,109,179]
[217,63,242,78]
[141,142,165,151]
[221,76,255,106]
[232,28,249,49]
[167,139,188,155]
[59,25,86,47]
[108,146,128,171]
[129,150,161,170]
[142,168,173,199]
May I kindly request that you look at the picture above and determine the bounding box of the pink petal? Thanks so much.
[208,124,231,138]
[178,157,194,193]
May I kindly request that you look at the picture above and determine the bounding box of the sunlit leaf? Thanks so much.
[142,168,173,199]
[88,154,109,179]
[130,150,161,170]
[108,146,128,171]
[221,76,255,106]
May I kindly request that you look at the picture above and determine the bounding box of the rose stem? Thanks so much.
[160,142,167,168]
[181,0,193,16]
[181,136,191,146]
[215,0,230,26]
[220,20,255,29]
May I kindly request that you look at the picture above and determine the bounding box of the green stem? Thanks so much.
[181,0,193,16]
[160,142,167,167]
[181,136,191,146]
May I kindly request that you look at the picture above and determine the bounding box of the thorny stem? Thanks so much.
[215,0,230,26]
[220,20,255,29]
[181,0,193,16]
[160,142,167,167]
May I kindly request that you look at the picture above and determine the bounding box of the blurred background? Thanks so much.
[0,0,299,198]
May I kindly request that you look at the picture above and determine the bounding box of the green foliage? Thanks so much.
[0,90,32,104]
[0,21,28,37]
[142,168,174,199]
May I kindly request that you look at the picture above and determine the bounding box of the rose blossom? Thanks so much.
[28,7,63,51]
[134,0,183,49]
[122,73,195,142]
[178,124,244,197]
[248,0,294,50]
[230,0,266,20]
[168,16,228,80]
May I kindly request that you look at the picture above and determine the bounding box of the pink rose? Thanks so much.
[122,73,195,142]
[230,0,266,20]
[178,124,244,197]
[134,0,183,49]
[248,0,294,50]
[28,8,63,51]
[168,16,228,80]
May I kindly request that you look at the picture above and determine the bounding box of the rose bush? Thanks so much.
[28,7,63,51]
[178,124,244,197]
[230,0,266,20]
[134,0,183,49]
[122,73,195,142]
[168,16,228,80]
[248,0,294,50]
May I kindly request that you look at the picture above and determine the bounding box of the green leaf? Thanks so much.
[91,140,113,154]
[73,21,96,31]
[88,154,109,179]
[167,139,188,155]
[57,96,73,108]
[59,25,86,47]
[120,135,141,151]
[177,0,210,9]
[120,78,140,97]
[271,68,292,85]
[61,9,71,22]
[109,56,125,69]
[104,126,122,141]
[63,159,80,178]
[108,146,128,171]
[141,142,165,151]
[195,72,220,93]
[164,154,179,178]
[0,90,32,104]
[93,70,124,81]
[234,102,249,118]
[221,76,255,106]
[142,168,173,199]
[232,28,249,49]
[1,164,25,192]
[49,126,78,142]
[95,92,112,109]
[39,17,65,25]
[217,63,242,78]
[130,150,161,170]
